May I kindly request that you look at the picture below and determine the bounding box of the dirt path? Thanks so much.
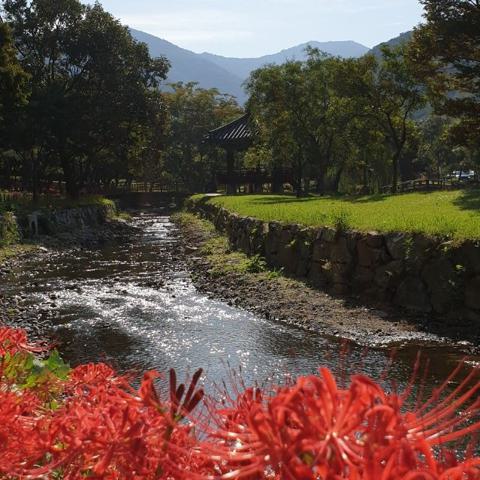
[174,212,479,354]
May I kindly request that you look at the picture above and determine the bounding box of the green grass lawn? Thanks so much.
[201,190,480,240]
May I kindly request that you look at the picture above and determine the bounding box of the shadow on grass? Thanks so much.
[213,193,391,206]
[343,194,388,204]
[247,195,318,206]
[452,188,480,212]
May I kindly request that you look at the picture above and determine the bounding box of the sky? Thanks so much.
[85,0,424,58]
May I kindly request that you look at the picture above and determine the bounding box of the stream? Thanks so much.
[1,212,478,394]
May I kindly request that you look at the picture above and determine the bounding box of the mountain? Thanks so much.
[130,29,246,102]
[130,30,370,104]
[370,31,413,58]
[199,41,370,80]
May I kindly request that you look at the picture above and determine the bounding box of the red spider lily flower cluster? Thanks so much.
[0,326,47,355]
[0,327,479,480]
[208,367,480,479]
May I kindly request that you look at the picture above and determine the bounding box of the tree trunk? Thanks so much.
[31,150,39,203]
[332,166,344,194]
[294,157,303,198]
[271,166,282,193]
[61,157,80,199]
[303,176,310,195]
[391,151,401,194]
[316,171,326,195]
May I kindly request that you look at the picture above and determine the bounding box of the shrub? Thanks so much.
[246,254,268,273]
[333,209,351,233]
[0,212,20,247]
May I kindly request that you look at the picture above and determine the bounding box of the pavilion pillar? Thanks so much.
[226,149,236,194]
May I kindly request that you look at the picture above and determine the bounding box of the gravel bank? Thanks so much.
[174,212,479,354]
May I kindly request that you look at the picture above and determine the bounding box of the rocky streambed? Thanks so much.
[0,213,139,338]
[0,211,478,394]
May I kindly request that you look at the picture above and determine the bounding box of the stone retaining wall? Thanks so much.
[1,203,116,243]
[188,198,480,325]
[31,203,116,236]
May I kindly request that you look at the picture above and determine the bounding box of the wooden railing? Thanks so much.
[380,178,479,194]
[0,181,186,198]
[99,182,185,194]
[0,190,33,204]
[216,168,295,185]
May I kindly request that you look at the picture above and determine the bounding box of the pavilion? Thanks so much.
[204,113,254,194]
[205,113,294,193]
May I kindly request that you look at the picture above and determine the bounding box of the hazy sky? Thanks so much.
[87,0,424,57]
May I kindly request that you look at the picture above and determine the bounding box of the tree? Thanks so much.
[0,21,28,151]
[417,116,456,177]
[247,53,352,196]
[247,62,307,196]
[163,82,242,193]
[348,47,426,192]
[2,0,169,198]
[409,0,480,149]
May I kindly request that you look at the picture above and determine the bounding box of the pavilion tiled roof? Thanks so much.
[205,113,254,148]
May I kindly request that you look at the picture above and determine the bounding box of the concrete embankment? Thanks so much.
[187,197,480,336]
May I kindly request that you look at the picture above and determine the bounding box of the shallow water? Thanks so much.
[2,212,477,394]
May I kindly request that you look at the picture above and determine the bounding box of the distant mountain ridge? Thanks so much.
[199,41,370,80]
[130,29,411,103]
[130,29,246,101]
[370,31,413,58]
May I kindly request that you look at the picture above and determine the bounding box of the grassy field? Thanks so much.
[200,190,480,240]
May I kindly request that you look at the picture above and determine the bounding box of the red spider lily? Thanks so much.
[0,327,479,480]
[0,326,47,355]
[206,366,480,480]
[0,389,48,472]
[24,371,207,479]
[69,363,118,386]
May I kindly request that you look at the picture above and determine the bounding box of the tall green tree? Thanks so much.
[2,0,169,197]
[410,0,480,149]
[163,82,242,193]
[0,21,28,151]
[247,53,352,196]
[348,47,426,192]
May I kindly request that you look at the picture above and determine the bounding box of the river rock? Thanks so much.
[464,309,480,331]
[265,222,282,262]
[406,235,438,274]
[353,266,374,290]
[330,261,352,285]
[321,227,337,243]
[308,261,328,287]
[295,229,314,277]
[312,238,331,263]
[357,238,386,268]
[277,226,299,274]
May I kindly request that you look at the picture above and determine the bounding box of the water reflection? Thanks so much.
[3,214,477,395]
